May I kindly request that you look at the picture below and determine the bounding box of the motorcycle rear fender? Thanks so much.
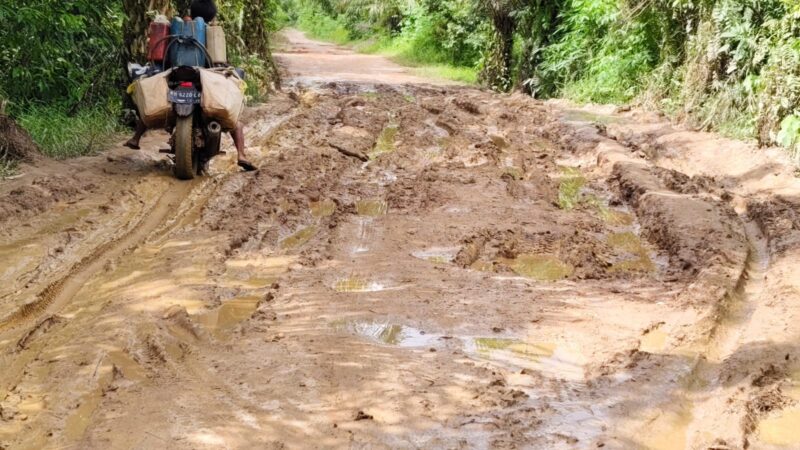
[175,103,194,117]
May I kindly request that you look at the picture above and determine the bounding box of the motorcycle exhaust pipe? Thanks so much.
[205,121,223,155]
[207,121,222,137]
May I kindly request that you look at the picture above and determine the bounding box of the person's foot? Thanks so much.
[124,139,141,150]
[237,160,257,172]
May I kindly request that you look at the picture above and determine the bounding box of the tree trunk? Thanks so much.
[479,11,515,91]
[242,0,281,89]
[174,0,191,17]
[515,1,562,96]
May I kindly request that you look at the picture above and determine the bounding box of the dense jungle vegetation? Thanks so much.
[0,0,287,168]
[2,0,800,171]
[292,0,800,161]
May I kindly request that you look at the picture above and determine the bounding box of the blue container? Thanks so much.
[168,17,207,68]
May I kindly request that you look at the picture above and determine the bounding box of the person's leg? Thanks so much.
[231,123,256,171]
[125,119,147,150]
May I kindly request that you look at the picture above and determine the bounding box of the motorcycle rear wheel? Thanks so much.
[174,116,196,180]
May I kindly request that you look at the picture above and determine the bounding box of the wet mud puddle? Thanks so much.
[280,225,318,249]
[755,370,800,448]
[557,165,664,275]
[194,296,263,333]
[351,198,388,254]
[369,121,399,160]
[333,277,385,293]
[191,255,295,334]
[333,321,442,347]
[310,199,337,218]
[501,254,574,281]
[279,199,341,250]
[335,319,605,442]
[334,320,586,379]
[411,247,460,264]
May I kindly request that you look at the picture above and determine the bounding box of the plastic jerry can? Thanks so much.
[148,15,171,63]
[207,24,227,65]
[168,16,207,68]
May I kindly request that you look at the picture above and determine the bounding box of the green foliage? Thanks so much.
[777,114,800,161]
[0,0,283,160]
[0,159,16,179]
[18,105,124,159]
[0,1,122,110]
[296,2,352,43]
[294,0,485,83]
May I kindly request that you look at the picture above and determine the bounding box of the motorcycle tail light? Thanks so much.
[180,82,193,88]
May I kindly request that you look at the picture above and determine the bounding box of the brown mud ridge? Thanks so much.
[2,45,800,449]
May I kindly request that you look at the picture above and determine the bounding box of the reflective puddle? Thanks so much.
[558,166,586,210]
[336,321,586,379]
[501,254,574,281]
[370,123,399,159]
[333,277,384,293]
[636,403,693,450]
[64,359,116,442]
[586,196,635,226]
[310,199,337,218]
[601,209,635,227]
[756,374,800,448]
[607,232,656,273]
[412,247,460,264]
[221,255,295,290]
[280,225,318,249]
[472,338,554,360]
[356,199,388,217]
[334,321,443,347]
[194,296,261,331]
[639,328,668,353]
[465,338,584,380]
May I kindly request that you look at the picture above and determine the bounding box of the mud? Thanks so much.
[0,29,798,449]
[0,115,39,163]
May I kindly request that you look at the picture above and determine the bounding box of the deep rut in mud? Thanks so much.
[1,31,800,450]
[0,183,194,334]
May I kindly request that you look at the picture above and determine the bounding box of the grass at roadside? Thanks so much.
[18,105,124,159]
[355,39,478,84]
[0,158,16,178]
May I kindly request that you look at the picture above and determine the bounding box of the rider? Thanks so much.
[126,0,256,172]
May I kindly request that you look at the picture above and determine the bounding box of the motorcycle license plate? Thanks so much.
[169,88,201,105]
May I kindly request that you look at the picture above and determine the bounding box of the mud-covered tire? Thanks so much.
[174,116,195,180]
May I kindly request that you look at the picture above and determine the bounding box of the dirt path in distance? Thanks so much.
[273,28,456,86]
[0,30,799,450]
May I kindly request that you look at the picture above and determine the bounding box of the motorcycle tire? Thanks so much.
[174,116,195,180]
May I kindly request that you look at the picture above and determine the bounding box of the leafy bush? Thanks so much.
[0,1,122,111]
[296,2,352,43]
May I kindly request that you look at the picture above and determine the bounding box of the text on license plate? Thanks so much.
[169,89,201,104]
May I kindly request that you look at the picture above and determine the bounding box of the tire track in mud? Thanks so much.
[0,181,196,336]
[0,102,300,337]
[643,217,770,449]
[0,106,302,448]
[587,125,779,447]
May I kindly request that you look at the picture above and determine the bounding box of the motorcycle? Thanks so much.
[129,18,244,180]
[167,65,223,180]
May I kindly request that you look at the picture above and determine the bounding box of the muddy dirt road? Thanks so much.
[1,30,800,449]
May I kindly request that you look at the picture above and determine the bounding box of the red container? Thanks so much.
[148,19,171,63]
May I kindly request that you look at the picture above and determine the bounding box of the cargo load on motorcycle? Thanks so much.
[127,14,247,180]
